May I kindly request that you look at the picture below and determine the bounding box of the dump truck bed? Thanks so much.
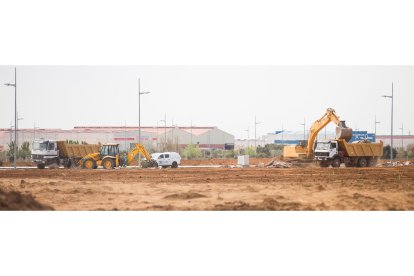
[56,141,100,158]
[338,140,383,157]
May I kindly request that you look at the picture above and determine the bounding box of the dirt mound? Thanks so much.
[214,198,313,211]
[0,187,54,210]
[164,192,207,200]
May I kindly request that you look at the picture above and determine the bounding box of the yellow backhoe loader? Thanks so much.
[283,108,353,159]
[81,143,157,169]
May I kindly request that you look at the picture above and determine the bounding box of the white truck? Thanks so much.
[31,139,99,169]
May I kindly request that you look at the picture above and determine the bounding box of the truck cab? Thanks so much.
[314,140,339,161]
[31,139,59,169]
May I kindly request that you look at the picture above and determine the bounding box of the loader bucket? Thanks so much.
[336,121,353,141]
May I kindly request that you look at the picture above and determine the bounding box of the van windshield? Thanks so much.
[33,141,47,151]
[316,142,330,151]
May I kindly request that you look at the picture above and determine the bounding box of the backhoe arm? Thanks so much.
[127,143,152,165]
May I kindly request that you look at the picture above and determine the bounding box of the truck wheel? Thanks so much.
[102,158,114,169]
[37,164,46,169]
[82,158,96,169]
[319,162,329,168]
[171,161,178,168]
[332,157,341,168]
[358,158,367,168]
[367,157,377,167]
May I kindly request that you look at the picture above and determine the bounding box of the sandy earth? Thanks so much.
[1,165,414,210]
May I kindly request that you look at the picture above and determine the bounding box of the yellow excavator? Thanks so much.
[81,143,157,169]
[283,108,353,159]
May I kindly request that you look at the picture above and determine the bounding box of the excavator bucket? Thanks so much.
[335,121,353,141]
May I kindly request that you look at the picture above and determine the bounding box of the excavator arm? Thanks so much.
[305,108,352,157]
[127,143,153,165]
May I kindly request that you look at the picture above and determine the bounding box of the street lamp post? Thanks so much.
[160,113,167,151]
[254,116,261,157]
[399,123,404,150]
[244,127,250,149]
[4,67,17,169]
[382,82,394,161]
[138,78,150,165]
[374,115,380,142]
[300,117,306,141]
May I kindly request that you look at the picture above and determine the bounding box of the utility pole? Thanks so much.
[300,117,306,141]
[399,123,404,150]
[374,115,380,142]
[156,121,159,151]
[4,68,17,168]
[190,120,193,145]
[138,78,150,165]
[33,121,39,141]
[254,116,261,157]
[160,113,167,151]
[382,82,394,161]
[245,127,250,149]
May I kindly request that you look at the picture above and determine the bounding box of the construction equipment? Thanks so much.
[81,143,157,169]
[314,139,383,167]
[283,108,353,159]
[31,139,99,169]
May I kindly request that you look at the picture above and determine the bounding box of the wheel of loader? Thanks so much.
[332,157,341,168]
[82,158,96,169]
[102,158,115,169]
[358,157,367,168]
[37,164,46,169]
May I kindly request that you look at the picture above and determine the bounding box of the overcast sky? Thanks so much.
[0,66,412,139]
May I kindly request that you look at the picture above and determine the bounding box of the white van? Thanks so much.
[151,152,181,168]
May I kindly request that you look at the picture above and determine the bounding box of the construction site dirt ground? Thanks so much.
[1,164,414,210]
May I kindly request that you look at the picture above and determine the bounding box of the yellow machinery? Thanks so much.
[81,143,157,169]
[283,108,353,159]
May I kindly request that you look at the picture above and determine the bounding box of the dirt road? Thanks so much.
[1,166,413,210]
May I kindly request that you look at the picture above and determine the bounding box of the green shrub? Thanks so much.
[182,144,202,159]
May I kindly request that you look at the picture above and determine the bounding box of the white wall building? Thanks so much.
[0,126,235,152]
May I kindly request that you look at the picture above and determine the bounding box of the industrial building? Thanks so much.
[235,130,414,150]
[0,126,235,152]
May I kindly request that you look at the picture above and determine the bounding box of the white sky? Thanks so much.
[0,66,413,139]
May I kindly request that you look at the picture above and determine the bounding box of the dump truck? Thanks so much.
[80,143,157,169]
[283,108,353,159]
[314,139,383,167]
[31,139,99,169]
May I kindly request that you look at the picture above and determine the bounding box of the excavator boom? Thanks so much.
[283,108,353,159]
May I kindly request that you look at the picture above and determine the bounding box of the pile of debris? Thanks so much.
[377,161,414,167]
[260,159,292,168]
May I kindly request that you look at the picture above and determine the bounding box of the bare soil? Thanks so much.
[1,166,414,210]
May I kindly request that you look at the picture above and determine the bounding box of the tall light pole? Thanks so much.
[17,112,23,150]
[244,127,250,149]
[160,113,167,151]
[33,121,39,140]
[382,82,394,161]
[399,123,404,150]
[254,116,261,157]
[300,117,306,141]
[138,78,150,166]
[4,67,17,169]
[374,115,380,142]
